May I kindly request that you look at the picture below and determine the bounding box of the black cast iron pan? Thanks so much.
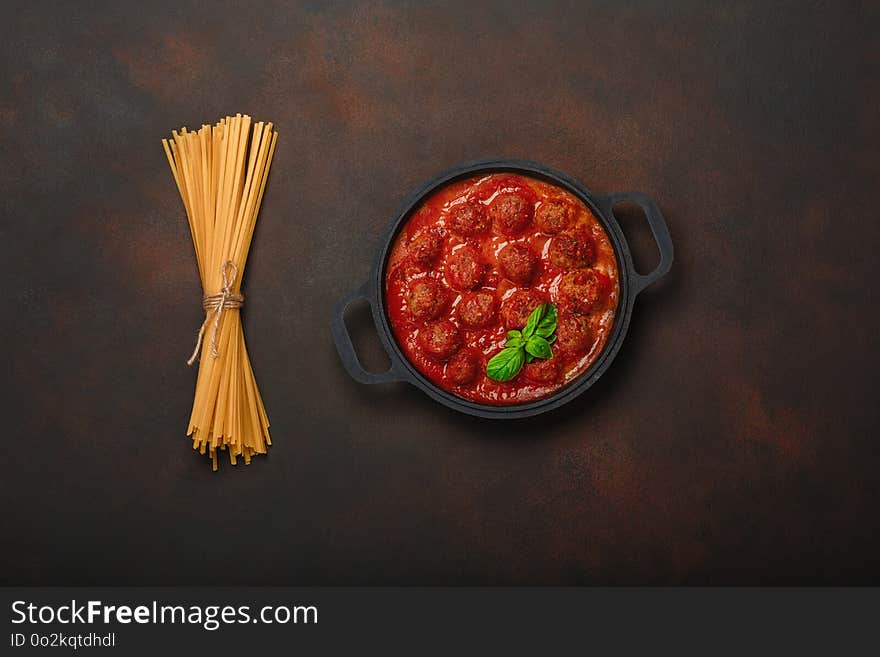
[331,158,673,419]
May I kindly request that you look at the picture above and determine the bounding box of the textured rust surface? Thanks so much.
[1,1,878,584]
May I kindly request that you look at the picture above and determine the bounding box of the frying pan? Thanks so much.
[332,158,673,419]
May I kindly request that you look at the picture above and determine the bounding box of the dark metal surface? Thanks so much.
[332,157,673,419]
[1,0,878,584]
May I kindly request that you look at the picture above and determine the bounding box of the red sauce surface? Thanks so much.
[385,173,619,405]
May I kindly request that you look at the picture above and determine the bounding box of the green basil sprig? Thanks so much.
[486,303,557,382]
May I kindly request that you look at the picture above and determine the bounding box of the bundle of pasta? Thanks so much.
[162,114,277,470]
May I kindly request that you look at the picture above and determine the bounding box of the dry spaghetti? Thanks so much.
[162,114,277,470]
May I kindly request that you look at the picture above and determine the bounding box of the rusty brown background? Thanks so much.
[2,0,878,585]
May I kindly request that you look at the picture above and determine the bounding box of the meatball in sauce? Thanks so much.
[535,200,573,234]
[447,200,490,236]
[446,244,486,291]
[418,319,462,361]
[498,244,538,286]
[446,349,479,386]
[490,192,533,236]
[407,278,447,321]
[458,291,497,329]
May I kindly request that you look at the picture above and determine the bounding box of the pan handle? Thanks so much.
[332,281,407,385]
[599,192,673,295]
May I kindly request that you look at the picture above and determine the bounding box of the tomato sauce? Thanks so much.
[384,173,619,405]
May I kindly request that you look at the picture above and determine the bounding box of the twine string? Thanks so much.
[186,260,244,365]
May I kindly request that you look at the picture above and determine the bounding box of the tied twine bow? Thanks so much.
[187,260,244,365]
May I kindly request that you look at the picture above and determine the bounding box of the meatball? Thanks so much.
[407,278,447,321]
[458,291,497,328]
[418,319,462,360]
[556,270,601,315]
[447,201,489,236]
[446,245,486,291]
[498,243,538,285]
[548,228,595,269]
[408,229,444,268]
[489,192,533,235]
[447,349,479,385]
[535,200,573,234]
[555,314,592,355]
[523,357,559,384]
[500,290,544,329]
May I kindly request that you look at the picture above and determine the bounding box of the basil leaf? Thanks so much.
[489,303,557,380]
[525,335,553,360]
[486,346,525,382]
[522,303,547,339]
[535,303,558,338]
